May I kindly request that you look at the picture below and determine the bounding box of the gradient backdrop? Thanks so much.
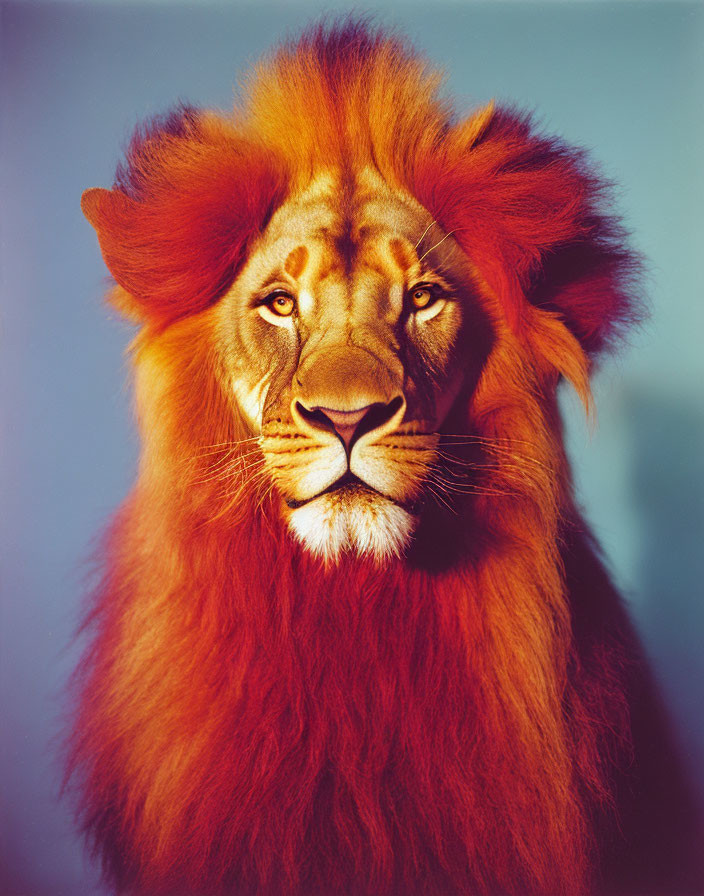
[2,1,703,893]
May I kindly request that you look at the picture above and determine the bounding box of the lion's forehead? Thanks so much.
[255,167,432,307]
[265,166,426,238]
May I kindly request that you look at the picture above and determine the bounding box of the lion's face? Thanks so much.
[217,167,483,560]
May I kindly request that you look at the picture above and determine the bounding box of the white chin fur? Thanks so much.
[287,492,415,563]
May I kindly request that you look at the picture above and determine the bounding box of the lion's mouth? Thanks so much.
[283,472,424,517]
[284,472,379,509]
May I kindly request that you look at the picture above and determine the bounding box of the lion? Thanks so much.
[69,22,701,896]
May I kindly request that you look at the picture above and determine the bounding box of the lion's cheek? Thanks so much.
[231,372,271,432]
[264,443,348,504]
[349,446,424,503]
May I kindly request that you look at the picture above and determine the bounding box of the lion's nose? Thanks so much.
[293,397,404,450]
[314,406,371,448]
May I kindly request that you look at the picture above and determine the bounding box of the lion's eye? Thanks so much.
[266,291,296,317]
[409,284,438,310]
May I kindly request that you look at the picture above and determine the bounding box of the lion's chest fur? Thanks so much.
[77,504,606,896]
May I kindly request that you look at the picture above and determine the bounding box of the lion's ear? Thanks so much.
[82,107,286,327]
[453,101,495,152]
[82,186,150,323]
[81,186,116,229]
[82,188,147,318]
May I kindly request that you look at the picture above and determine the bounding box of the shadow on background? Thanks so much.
[628,389,704,809]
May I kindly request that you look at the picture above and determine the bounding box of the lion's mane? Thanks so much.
[69,22,699,896]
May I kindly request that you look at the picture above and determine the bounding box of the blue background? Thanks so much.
[2,1,703,892]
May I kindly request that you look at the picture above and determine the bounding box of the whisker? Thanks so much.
[193,477,258,528]
[193,447,258,464]
[434,450,488,467]
[475,448,554,475]
[197,448,242,476]
[255,480,277,514]
[188,446,264,477]
[423,481,457,515]
[193,436,262,454]
[428,463,523,496]
[436,453,544,482]
[437,441,555,474]
[414,219,436,252]
[418,230,456,264]
[193,456,266,486]
[439,434,547,451]
[429,473,521,499]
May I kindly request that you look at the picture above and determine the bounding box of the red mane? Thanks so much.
[69,21,699,896]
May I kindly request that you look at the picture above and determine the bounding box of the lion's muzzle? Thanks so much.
[292,395,406,453]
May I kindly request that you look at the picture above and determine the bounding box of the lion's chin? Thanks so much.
[286,487,416,563]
